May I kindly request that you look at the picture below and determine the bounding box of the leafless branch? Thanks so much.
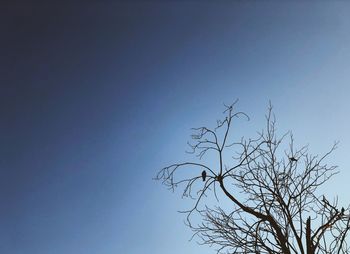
[156,102,348,254]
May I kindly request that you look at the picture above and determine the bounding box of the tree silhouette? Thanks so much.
[156,101,350,254]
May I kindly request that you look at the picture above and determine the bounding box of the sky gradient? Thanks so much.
[1,1,350,254]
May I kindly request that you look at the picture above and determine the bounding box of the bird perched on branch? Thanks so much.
[202,170,207,182]
[322,195,330,206]
[289,156,298,162]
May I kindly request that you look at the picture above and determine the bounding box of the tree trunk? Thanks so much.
[306,217,314,254]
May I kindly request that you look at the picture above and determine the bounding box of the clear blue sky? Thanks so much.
[1,1,350,254]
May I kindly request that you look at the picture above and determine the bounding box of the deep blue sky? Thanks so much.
[1,1,350,254]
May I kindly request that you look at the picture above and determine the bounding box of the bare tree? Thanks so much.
[156,101,350,254]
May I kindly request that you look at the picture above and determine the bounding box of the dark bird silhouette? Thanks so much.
[289,157,298,162]
[322,195,330,205]
[201,170,207,182]
[342,207,345,213]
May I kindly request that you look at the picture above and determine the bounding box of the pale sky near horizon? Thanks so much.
[1,1,350,254]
